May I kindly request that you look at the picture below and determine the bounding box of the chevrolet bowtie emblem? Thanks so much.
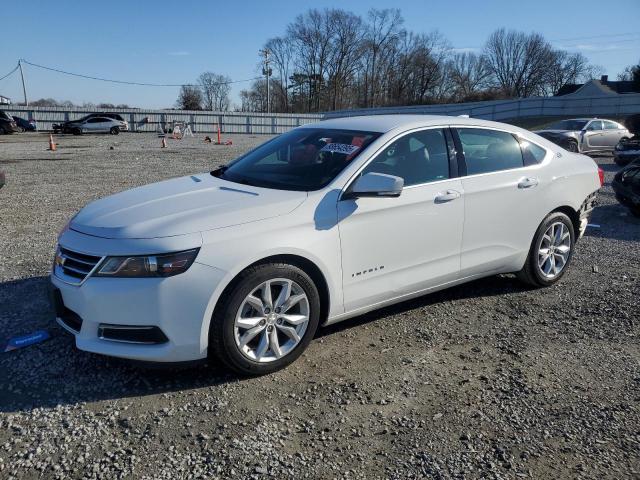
[55,252,66,267]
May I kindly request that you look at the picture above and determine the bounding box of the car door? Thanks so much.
[83,117,102,132]
[583,120,607,150]
[602,120,625,148]
[337,127,464,312]
[454,127,548,276]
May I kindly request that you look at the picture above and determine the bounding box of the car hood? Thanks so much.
[534,129,578,136]
[70,174,307,239]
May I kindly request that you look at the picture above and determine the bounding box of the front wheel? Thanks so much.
[565,140,579,153]
[110,127,120,135]
[516,212,575,287]
[208,262,321,375]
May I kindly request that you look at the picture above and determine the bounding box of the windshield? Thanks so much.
[0,110,11,121]
[548,120,588,131]
[213,128,381,191]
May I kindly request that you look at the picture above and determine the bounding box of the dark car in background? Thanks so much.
[0,170,5,190]
[53,113,126,134]
[535,118,630,153]
[12,116,37,132]
[612,159,640,217]
[614,138,640,166]
[0,110,19,134]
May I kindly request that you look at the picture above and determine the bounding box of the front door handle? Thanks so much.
[518,177,539,189]
[434,189,461,203]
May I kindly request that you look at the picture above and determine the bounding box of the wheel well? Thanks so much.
[552,206,580,237]
[215,254,330,324]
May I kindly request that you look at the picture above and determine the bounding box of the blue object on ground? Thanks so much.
[2,330,51,352]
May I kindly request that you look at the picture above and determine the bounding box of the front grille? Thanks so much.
[54,247,102,284]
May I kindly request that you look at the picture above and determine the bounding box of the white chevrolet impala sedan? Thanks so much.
[51,115,602,374]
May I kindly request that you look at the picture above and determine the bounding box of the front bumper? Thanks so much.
[50,232,227,362]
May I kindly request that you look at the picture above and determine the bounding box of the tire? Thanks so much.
[565,140,579,153]
[110,127,120,135]
[72,128,82,136]
[208,262,321,375]
[516,211,576,288]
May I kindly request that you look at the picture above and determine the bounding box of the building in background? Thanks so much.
[0,95,10,105]
[556,76,640,96]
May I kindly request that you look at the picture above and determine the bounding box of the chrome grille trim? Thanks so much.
[53,246,105,286]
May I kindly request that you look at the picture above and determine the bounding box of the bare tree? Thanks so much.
[483,29,556,97]
[239,10,602,112]
[447,52,491,100]
[198,72,231,111]
[175,85,202,110]
[265,37,294,112]
[361,9,404,107]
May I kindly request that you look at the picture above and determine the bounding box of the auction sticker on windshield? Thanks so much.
[320,143,360,155]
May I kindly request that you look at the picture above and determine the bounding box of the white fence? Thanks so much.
[324,93,640,123]
[4,93,640,134]
[2,106,324,134]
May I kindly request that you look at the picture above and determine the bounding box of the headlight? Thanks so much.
[94,249,199,278]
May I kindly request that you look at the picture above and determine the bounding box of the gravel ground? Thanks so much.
[0,132,638,480]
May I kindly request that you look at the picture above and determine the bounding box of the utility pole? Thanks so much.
[18,60,28,106]
[259,49,272,113]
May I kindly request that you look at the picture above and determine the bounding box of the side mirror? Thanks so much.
[343,172,404,200]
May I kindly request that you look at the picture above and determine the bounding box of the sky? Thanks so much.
[1,0,639,109]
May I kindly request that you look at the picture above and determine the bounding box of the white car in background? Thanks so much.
[50,115,602,375]
[72,116,129,135]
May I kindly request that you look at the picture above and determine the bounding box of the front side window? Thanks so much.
[586,121,603,131]
[360,129,450,187]
[215,128,381,191]
[457,128,523,175]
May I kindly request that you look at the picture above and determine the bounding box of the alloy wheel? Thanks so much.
[234,278,310,363]
[537,221,571,279]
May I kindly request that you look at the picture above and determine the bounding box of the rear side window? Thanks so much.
[586,121,603,131]
[456,128,523,175]
[361,128,450,186]
[519,139,547,166]
[603,120,619,130]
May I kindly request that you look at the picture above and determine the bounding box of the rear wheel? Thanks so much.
[208,262,321,375]
[517,212,575,287]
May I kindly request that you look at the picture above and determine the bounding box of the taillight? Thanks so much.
[598,167,604,187]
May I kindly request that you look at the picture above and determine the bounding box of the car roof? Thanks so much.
[301,114,531,134]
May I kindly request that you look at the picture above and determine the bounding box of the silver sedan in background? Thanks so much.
[535,118,630,153]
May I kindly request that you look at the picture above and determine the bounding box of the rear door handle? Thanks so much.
[518,177,539,189]
[434,190,461,203]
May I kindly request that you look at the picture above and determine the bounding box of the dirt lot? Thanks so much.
[0,132,638,479]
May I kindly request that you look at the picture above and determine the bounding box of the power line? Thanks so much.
[19,59,261,87]
[0,64,19,82]
[549,32,640,43]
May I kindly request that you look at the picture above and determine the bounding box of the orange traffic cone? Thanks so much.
[161,137,167,148]
[217,124,221,144]
[48,134,56,151]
